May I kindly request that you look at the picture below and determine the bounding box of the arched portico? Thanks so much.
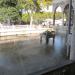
[52,0,69,26]
[53,0,75,60]
[53,6,65,26]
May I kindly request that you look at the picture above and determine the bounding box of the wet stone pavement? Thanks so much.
[0,34,67,75]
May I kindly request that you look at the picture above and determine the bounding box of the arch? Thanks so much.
[53,6,64,26]
[53,3,74,26]
[64,4,74,16]
[56,6,62,12]
[53,4,62,13]
[64,4,74,27]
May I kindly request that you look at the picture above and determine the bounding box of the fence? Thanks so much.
[0,25,50,36]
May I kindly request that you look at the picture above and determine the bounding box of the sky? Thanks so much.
[56,6,62,12]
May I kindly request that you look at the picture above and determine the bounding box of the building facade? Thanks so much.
[52,0,75,60]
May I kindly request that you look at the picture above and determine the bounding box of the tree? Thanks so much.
[17,0,36,26]
[0,0,53,25]
[0,7,20,24]
[0,0,17,7]
[37,0,52,8]
[18,0,52,25]
[0,0,21,25]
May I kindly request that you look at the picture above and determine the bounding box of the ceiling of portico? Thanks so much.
[52,0,69,12]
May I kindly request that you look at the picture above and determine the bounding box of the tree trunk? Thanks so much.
[7,18,11,25]
[30,13,33,28]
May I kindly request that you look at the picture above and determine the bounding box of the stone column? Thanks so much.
[62,12,64,25]
[53,11,56,25]
[70,0,75,60]
[70,15,75,60]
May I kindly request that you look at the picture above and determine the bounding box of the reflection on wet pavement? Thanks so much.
[0,34,67,75]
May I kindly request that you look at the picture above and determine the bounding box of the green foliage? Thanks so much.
[0,0,63,25]
[22,12,63,24]
[17,0,35,11]
[33,12,53,24]
[33,12,51,20]
[0,0,17,7]
[55,12,63,19]
[0,0,20,24]
[0,7,20,23]
[22,14,30,23]
[34,12,63,20]
[37,0,52,7]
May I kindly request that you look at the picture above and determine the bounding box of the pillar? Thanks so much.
[62,12,64,25]
[53,11,56,25]
[70,0,75,60]
[70,15,75,60]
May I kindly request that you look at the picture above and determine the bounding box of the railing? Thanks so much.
[0,25,44,36]
[0,25,56,36]
[30,60,75,75]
